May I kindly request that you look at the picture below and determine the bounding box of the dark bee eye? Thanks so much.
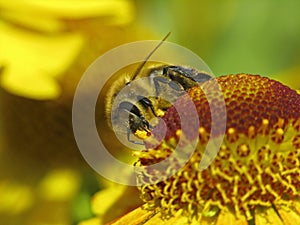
[137,95,151,106]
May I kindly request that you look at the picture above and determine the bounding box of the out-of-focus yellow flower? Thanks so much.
[78,182,143,225]
[38,169,81,202]
[0,21,83,99]
[0,1,148,225]
[81,74,300,225]
[0,0,133,30]
[0,0,142,162]
[0,0,149,165]
[26,169,82,225]
[0,0,135,100]
[0,169,82,225]
[0,181,34,215]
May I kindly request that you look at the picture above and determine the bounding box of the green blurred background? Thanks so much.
[136,0,300,87]
[0,1,299,225]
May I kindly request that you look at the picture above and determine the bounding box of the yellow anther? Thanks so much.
[228,128,235,135]
[275,118,285,128]
[276,128,284,136]
[262,119,269,126]
[176,129,182,137]
[248,125,256,139]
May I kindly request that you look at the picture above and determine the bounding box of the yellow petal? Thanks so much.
[105,206,156,225]
[79,217,102,225]
[255,206,284,225]
[37,169,80,201]
[0,23,83,76]
[1,70,61,100]
[198,215,218,225]
[0,180,34,215]
[292,198,300,214]
[216,209,248,225]
[0,22,83,99]
[0,0,134,24]
[143,213,189,225]
[277,205,300,225]
[91,184,143,224]
[0,10,65,33]
[92,185,127,215]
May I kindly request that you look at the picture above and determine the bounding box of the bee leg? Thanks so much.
[137,95,159,117]
[127,128,144,145]
[118,102,149,144]
[153,76,169,96]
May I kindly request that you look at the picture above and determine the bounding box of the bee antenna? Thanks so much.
[130,32,171,81]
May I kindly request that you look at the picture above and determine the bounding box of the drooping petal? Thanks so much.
[105,206,156,225]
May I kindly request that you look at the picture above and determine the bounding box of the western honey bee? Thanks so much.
[105,33,212,144]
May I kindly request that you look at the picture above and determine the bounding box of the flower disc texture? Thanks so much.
[136,74,300,222]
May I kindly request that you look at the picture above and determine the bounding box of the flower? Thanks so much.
[78,182,143,225]
[0,0,136,100]
[0,0,148,224]
[0,0,150,166]
[104,74,300,224]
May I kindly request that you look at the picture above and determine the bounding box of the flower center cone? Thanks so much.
[134,74,300,222]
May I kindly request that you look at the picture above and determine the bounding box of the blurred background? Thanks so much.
[0,1,299,225]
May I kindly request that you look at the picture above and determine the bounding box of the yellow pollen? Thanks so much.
[259,119,270,135]
[176,129,182,138]
[272,128,285,143]
[135,130,149,140]
[276,128,284,136]
[199,127,205,134]
[248,126,255,139]
[262,119,269,126]
[156,109,165,117]
[199,127,209,143]
[228,128,235,135]
[237,144,250,157]
[227,127,239,142]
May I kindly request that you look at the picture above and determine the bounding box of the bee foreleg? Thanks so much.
[127,128,144,145]
[137,95,158,117]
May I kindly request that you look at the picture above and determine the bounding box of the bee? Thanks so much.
[105,33,212,144]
